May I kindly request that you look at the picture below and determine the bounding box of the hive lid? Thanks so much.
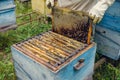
[0,0,15,11]
[13,31,94,73]
[52,7,93,44]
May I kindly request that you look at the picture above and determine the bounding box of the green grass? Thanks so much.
[0,22,51,80]
[0,52,15,80]
[94,60,120,80]
[0,1,120,80]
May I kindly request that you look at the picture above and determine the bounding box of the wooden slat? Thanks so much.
[30,38,68,58]
[0,24,17,32]
[22,42,61,64]
[13,45,57,71]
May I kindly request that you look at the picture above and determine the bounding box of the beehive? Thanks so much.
[98,1,120,32]
[95,1,120,60]
[11,31,96,80]
[0,0,16,28]
[31,0,51,15]
[95,26,120,60]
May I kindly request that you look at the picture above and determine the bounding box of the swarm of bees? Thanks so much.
[52,7,92,44]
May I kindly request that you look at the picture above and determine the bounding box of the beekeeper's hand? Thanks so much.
[46,0,54,8]
[89,0,115,24]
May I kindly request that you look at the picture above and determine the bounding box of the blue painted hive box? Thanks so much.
[98,0,120,32]
[95,26,120,60]
[0,0,16,28]
[11,31,96,80]
[95,0,120,60]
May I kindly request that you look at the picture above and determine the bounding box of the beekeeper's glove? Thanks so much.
[46,0,54,8]
[89,0,115,24]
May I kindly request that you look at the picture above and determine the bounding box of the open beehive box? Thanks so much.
[52,7,92,44]
[11,7,95,80]
[13,31,88,72]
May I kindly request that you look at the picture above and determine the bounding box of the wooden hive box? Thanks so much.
[98,1,120,32]
[95,1,120,60]
[0,0,16,28]
[31,0,51,15]
[11,31,96,80]
[95,26,120,60]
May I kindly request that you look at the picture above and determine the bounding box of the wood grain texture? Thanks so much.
[11,42,96,80]
[95,26,120,60]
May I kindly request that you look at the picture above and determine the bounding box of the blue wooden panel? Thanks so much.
[0,7,16,28]
[55,45,96,80]
[11,43,96,80]
[0,0,16,28]
[98,1,120,32]
[11,47,55,80]
[95,30,120,60]
[0,0,14,10]
[96,26,120,46]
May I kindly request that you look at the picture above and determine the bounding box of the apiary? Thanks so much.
[0,0,16,28]
[11,31,96,80]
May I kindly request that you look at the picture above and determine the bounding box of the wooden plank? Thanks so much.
[87,21,92,44]
[96,26,120,46]
[30,38,69,59]
[31,0,51,14]
[12,45,57,71]
[0,24,17,32]
[94,57,106,70]
[95,32,120,60]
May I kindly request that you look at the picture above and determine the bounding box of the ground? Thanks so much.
[0,1,120,80]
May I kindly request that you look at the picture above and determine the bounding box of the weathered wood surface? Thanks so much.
[94,57,106,70]
[95,26,120,60]
[31,0,51,15]
[95,26,120,46]
[0,0,16,28]
[19,0,30,2]
[11,33,96,80]
[52,7,92,44]
[98,1,120,32]
[12,31,94,72]
[0,0,14,9]
[0,24,17,32]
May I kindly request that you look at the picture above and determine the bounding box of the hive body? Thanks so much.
[95,1,120,60]
[98,1,120,32]
[95,26,120,60]
[0,0,16,28]
[11,31,96,80]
